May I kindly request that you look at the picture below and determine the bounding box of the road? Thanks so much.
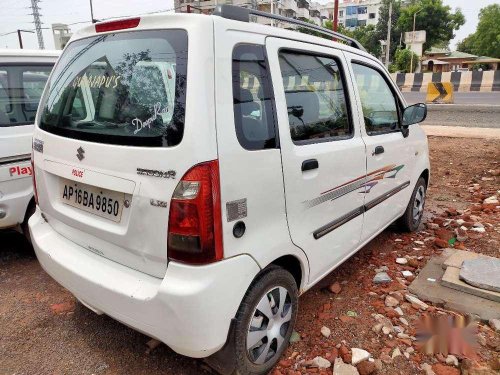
[403,91,500,106]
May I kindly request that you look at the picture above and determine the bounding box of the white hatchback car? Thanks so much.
[30,6,429,374]
[0,49,58,236]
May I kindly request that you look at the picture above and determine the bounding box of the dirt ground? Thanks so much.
[1,136,499,375]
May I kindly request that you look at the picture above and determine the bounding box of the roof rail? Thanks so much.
[212,4,366,51]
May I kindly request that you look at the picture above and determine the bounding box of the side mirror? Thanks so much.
[402,103,427,126]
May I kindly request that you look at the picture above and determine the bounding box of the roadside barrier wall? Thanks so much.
[391,71,500,93]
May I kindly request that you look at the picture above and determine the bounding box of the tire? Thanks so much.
[397,177,427,232]
[227,266,299,375]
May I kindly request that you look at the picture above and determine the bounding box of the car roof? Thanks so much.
[69,12,380,67]
[0,49,60,57]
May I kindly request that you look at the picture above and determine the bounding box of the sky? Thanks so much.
[0,0,498,50]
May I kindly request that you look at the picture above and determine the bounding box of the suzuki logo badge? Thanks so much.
[76,146,85,161]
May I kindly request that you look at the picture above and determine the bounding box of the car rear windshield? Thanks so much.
[39,30,188,147]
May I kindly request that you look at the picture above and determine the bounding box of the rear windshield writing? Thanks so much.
[39,30,188,147]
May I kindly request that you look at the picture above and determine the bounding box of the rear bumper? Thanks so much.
[0,177,32,228]
[29,208,260,358]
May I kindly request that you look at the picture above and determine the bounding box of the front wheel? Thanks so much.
[228,267,298,375]
[397,177,427,232]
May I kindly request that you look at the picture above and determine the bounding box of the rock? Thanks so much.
[379,353,392,364]
[460,258,500,293]
[351,348,371,365]
[333,358,360,375]
[339,345,351,364]
[396,257,408,265]
[50,301,75,314]
[399,317,409,326]
[375,265,389,273]
[455,227,468,242]
[372,323,383,333]
[405,294,428,310]
[489,318,500,332]
[321,326,331,338]
[382,326,392,335]
[329,282,342,294]
[145,338,162,354]
[470,227,486,233]
[434,238,449,248]
[311,356,331,369]
[401,270,413,278]
[460,359,497,375]
[422,363,436,375]
[483,196,499,205]
[414,240,425,245]
[446,355,459,367]
[385,295,399,308]
[432,363,460,375]
[289,331,301,343]
[356,360,376,375]
[373,272,392,284]
[394,307,404,316]
[405,347,414,354]
[391,348,401,359]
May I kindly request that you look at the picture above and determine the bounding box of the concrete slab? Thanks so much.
[460,258,500,293]
[408,257,500,321]
[442,267,500,303]
[442,250,481,270]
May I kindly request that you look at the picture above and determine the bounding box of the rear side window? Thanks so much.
[39,30,187,147]
[232,44,277,150]
[0,65,52,126]
[352,63,400,135]
[278,51,351,144]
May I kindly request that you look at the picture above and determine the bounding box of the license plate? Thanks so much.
[60,179,125,222]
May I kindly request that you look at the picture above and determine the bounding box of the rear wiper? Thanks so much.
[75,120,120,129]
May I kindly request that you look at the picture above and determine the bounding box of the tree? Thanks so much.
[456,34,477,55]
[398,0,465,52]
[373,0,402,61]
[394,48,418,73]
[457,5,500,58]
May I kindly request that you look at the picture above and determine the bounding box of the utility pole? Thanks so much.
[409,8,422,73]
[333,0,339,32]
[385,0,392,68]
[29,0,45,49]
[270,0,274,26]
[17,29,35,49]
[89,0,97,23]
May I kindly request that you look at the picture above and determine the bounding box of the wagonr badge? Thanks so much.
[136,168,176,179]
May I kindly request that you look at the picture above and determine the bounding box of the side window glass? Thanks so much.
[232,44,277,150]
[278,51,351,143]
[0,70,10,125]
[352,63,399,135]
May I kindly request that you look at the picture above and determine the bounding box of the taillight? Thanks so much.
[95,18,140,33]
[31,151,38,205]
[167,160,223,264]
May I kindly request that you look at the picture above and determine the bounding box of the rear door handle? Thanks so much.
[372,146,384,155]
[301,159,319,172]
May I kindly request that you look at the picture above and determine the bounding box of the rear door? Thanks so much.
[344,52,415,242]
[33,20,216,278]
[266,38,367,283]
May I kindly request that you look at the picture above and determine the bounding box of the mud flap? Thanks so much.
[204,318,237,375]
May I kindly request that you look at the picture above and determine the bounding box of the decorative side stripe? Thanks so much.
[313,181,411,240]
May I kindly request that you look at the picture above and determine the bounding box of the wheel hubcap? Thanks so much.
[246,286,292,365]
[412,185,426,224]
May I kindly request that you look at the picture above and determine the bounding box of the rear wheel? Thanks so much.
[231,267,298,375]
[397,177,426,232]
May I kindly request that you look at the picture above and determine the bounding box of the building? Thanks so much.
[52,24,72,50]
[423,48,479,72]
[315,0,381,28]
[174,0,382,29]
